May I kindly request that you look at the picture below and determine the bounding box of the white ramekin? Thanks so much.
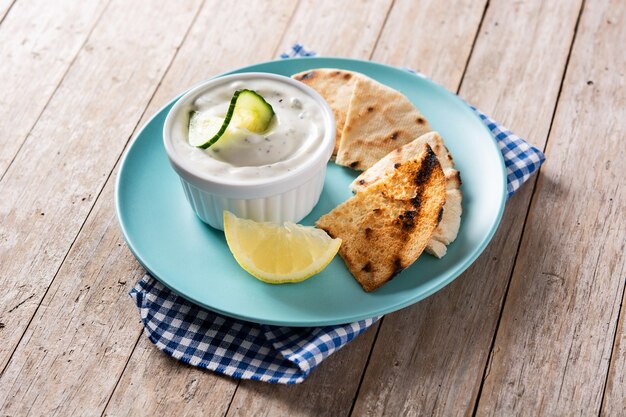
[163,72,336,230]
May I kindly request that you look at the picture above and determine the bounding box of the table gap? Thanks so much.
[0,0,16,25]
[0,0,112,184]
[368,0,396,60]
[598,278,626,415]
[468,1,586,413]
[93,3,209,414]
[0,0,116,375]
[96,2,303,414]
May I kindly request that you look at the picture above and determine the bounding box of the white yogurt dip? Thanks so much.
[171,79,326,182]
[163,72,335,229]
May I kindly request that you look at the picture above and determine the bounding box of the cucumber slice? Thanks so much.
[188,111,227,148]
[230,90,275,133]
[188,89,275,149]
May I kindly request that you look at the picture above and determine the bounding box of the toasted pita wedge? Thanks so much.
[335,75,432,170]
[292,69,359,156]
[350,132,454,191]
[426,178,461,257]
[350,132,463,258]
[316,144,446,292]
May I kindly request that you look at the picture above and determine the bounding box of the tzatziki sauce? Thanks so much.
[172,79,326,181]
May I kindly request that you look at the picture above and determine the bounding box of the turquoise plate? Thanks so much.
[115,58,507,326]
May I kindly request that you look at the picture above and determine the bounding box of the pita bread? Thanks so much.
[291,69,358,156]
[426,175,461,257]
[335,75,432,170]
[316,144,446,291]
[350,132,462,258]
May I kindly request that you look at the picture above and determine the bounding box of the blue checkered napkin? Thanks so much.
[470,108,545,197]
[130,44,545,385]
[279,43,316,59]
[130,277,378,384]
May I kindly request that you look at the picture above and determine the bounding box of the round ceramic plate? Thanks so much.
[115,57,506,326]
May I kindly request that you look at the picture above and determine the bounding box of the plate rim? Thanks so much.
[115,57,507,326]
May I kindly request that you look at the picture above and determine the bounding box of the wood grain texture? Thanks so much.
[0,180,146,416]
[0,0,16,22]
[602,285,626,416]
[126,0,299,113]
[101,1,301,415]
[351,0,583,416]
[0,0,108,177]
[0,0,203,412]
[277,0,393,58]
[475,0,626,414]
[372,0,486,90]
[102,328,239,417]
[227,328,379,417]
[0,0,197,372]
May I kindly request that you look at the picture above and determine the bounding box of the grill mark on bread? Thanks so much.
[317,146,446,292]
[394,162,401,169]
[398,210,417,231]
[414,146,438,186]
[416,117,425,124]
[367,106,374,113]
[437,207,444,224]
[390,131,399,140]
[295,71,316,81]
[411,193,422,210]
[389,258,405,280]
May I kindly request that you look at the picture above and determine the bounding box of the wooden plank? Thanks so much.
[99,1,299,415]
[227,329,378,417]
[277,0,393,58]
[0,0,16,22]
[0,2,300,416]
[602,286,626,416]
[225,0,493,415]
[0,0,108,178]
[0,188,147,416]
[134,2,299,109]
[0,0,203,412]
[351,0,583,415]
[102,332,240,417]
[475,0,626,414]
[0,0,182,370]
[371,0,487,90]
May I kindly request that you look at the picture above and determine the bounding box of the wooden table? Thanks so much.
[1,0,624,415]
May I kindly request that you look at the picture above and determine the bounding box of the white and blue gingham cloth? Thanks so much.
[130,44,545,384]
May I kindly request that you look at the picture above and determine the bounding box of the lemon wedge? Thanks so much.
[223,211,341,284]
